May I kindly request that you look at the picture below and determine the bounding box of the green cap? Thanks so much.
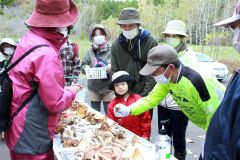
[117,7,141,25]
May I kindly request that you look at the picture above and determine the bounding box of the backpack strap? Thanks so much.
[8,80,38,125]
[6,44,48,125]
[1,44,48,75]
[3,54,13,70]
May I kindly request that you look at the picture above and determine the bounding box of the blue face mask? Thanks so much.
[154,65,171,84]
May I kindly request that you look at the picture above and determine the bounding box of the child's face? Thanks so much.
[114,81,128,95]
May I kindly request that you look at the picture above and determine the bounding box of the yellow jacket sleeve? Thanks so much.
[130,83,170,115]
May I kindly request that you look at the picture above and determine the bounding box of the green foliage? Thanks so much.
[102,0,138,19]
[0,0,16,14]
[69,35,91,59]
[101,15,121,41]
[68,35,240,74]
[175,0,189,22]
[0,1,34,38]
[74,0,103,38]
[1,0,240,73]
[77,0,104,23]
[204,32,232,46]
[152,0,166,6]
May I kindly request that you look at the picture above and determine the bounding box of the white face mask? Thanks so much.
[57,27,68,38]
[122,28,138,40]
[4,47,15,55]
[93,35,106,45]
[154,65,171,84]
[233,27,240,53]
[166,37,181,48]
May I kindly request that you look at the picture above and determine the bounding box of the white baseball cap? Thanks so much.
[0,38,16,48]
[108,71,136,90]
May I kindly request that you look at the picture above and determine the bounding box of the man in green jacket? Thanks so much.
[114,44,225,131]
[111,7,158,117]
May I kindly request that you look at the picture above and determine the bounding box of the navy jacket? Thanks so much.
[204,69,240,160]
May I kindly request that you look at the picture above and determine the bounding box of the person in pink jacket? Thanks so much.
[4,0,82,160]
[107,71,151,140]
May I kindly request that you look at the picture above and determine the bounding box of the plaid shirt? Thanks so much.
[60,42,81,86]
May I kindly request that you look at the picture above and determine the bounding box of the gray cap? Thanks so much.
[117,7,141,25]
[139,45,178,76]
[88,24,111,41]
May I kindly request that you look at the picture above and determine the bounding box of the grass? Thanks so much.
[69,35,91,59]
[69,34,240,74]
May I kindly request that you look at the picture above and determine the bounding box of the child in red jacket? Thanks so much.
[107,71,151,140]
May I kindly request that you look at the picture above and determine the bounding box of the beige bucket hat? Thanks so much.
[162,20,188,37]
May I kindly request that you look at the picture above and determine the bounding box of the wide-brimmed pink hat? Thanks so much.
[26,0,78,28]
[215,0,240,27]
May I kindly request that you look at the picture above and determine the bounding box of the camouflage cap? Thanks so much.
[117,7,141,25]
